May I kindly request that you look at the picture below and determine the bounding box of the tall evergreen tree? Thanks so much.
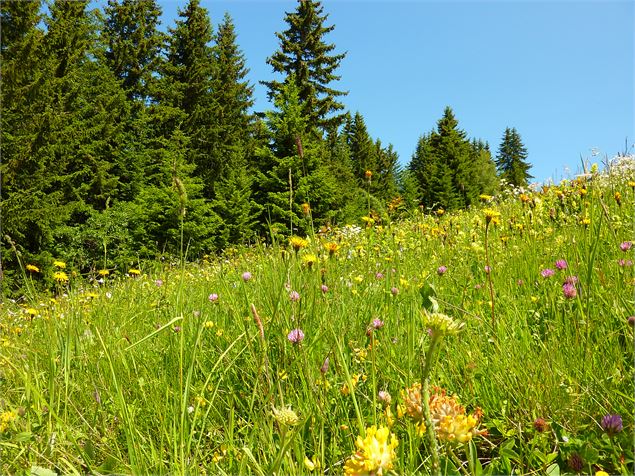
[496,127,532,187]
[102,0,164,102]
[346,112,377,184]
[263,0,347,132]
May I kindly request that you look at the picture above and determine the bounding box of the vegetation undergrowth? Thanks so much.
[1,157,633,475]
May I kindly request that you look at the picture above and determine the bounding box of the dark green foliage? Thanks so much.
[408,107,500,211]
[263,0,347,132]
[496,127,533,187]
[102,0,164,102]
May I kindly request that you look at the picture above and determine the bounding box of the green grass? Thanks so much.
[1,162,634,475]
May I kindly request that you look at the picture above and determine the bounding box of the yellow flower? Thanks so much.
[26,264,40,273]
[324,241,340,255]
[301,202,311,215]
[53,260,66,269]
[128,268,141,276]
[436,208,445,216]
[304,456,320,471]
[302,253,318,268]
[483,208,501,226]
[479,194,493,202]
[25,308,38,317]
[195,395,207,407]
[628,180,635,189]
[289,235,309,251]
[364,170,373,180]
[580,216,591,226]
[98,269,110,276]
[519,193,531,204]
[203,321,215,329]
[344,426,398,475]
[0,410,17,433]
[272,406,299,427]
[596,471,609,476]
[614,191,622,205]
[53,271,69,283]
[361,216,375,226]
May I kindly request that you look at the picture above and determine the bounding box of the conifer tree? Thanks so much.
[346,112,377,184]
[263,0,347,132]
[102,0,164,102]
[496,127,532,187]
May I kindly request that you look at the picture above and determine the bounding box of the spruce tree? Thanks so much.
[102,0,164,102]
[263,0,347,132]
[346,112,377,184]
[496,127,532,187]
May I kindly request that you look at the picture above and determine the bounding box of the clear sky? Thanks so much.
[152,0,633,184]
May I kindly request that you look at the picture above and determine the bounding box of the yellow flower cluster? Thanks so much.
[344,426,398,475]
[399,385,484,445]
[53,271,69,283]
[0,410,17,433]
[289,236,309,251]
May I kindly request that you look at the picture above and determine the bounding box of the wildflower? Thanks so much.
[600,414,623,436]
[484,265,491,274]
[324,242,340,257]
[272,406,299,427]
[390,287,399,296]
[364,170,373,180]
[628,316,635,327]
[596,472,609,476]
[620,241,632,252]
[361,216,375,226]
[25,308,38,317]
[618,259,633,267]
[483,208,501,226]
[128,268,141,276]
[555,259,568,270]
[375,272,384,280]
[204,321,215,329]
[301,202,311,215]
[53,260,66,269]
[173,326,181,333]
[628,180,635,189]
[26,264,40,273]
[423,310,465,335]
[341,374,361,395]
[568,453,584,472]
[0,410,18,433]
[540,268,555,278]
[533,417,548,432]
[289,290,300,302]
[344,426,398,476]
[614,191,622,205]
[321,284,329,293]
[320,356,330,374]
[155,279,163,287]
[304,456,318,471]
[98,269,109,276]
[302,253,318,268]
[562,283,577,299]
[372,318,384,330]
[437,265,448,276]
[287,328,305,344]
[290,235,309,251]
[519,193,531,204]
[208,293,219,303]
[53,271,69,283]
[564,275,578,285]
[378,390,392,406]
[580,216,591,226]
[242,271,252,282]
[436,208,445,216]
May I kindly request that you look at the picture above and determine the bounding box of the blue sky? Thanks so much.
[151,1,633,183]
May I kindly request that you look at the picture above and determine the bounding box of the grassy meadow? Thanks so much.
[1,158,634,475]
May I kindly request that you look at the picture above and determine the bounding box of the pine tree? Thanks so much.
[470,139,499,196]
[263,0,347,132]
[102,0,164,102]
[346,112,377,184]
[496,127,532,187]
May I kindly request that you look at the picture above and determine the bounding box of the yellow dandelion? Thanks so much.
[302,253,318,268]
[301,202,311,215]
[53,260,66,269]
[361,216,375,226]
[98,269,110,276]
[519,193,531,204]
[53,271,69,283]
[289,235,309,251]
[364,170,373,180]
[479,194,493,202]
[580,216,591,226]
[344,426,398,476]
[26,264,40,273]
[128,268,141,276]
[483,208,501,226]
[25,308,38,317]
[628,180,635,189]
[614,191,622,206]
[324,241,340,256]
[436,208,445,216]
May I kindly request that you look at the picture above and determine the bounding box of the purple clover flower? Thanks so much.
[437,265,448,276]
[287,328,305,344]
[555,259,568,270]
[484,265,491,274]
[242,271,252,282]
[375,272,384,280]
[208,293,219,303]
[541,268,555,278]
[620,241,632,252]
[601,414,623,436]
[289,290,300,302]
[321,284,329,293]
[372,318,384,329]
[390,287,399,296]
[562,282,577,299]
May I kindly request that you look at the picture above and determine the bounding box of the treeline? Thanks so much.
[1,0,531,284]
